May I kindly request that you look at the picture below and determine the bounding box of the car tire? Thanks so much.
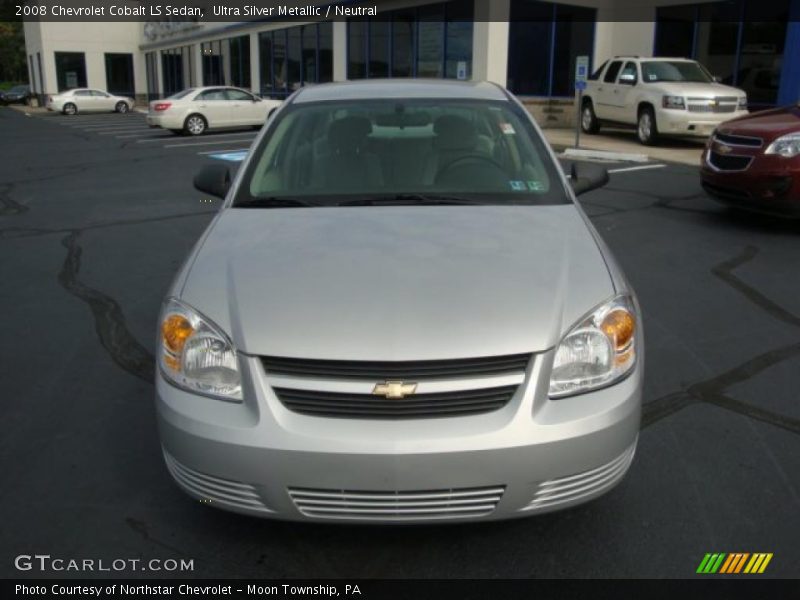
[115,101,129,114]
[580,100,600,134]
[63,103,77,116]
[637,107,659,146]
[184,114,207,136]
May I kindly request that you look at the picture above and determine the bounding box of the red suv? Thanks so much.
[701,105,800,217]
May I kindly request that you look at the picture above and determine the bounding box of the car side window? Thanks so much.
[589,61,607,81]
[74,90,91,97]
[198,89,227,101]
[226,89,254,101]
[91,90,109,97]
[618,62,638,85]
[603,61,623,83]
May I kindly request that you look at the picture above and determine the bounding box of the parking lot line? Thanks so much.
[112,132,163,138]
[164,137,256,148]
[84,126,152,133]
[137,132,256,144]
[607,164,668,174]
[197,148,250,154]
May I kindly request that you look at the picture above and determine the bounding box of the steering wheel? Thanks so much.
[435,154,507,183]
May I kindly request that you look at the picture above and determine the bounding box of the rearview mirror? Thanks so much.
[194,164,232,199]
[569,162,609,196]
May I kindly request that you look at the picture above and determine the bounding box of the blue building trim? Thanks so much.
[777,0,800,105]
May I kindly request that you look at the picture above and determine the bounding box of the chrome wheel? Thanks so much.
[116,101,129,113]
[581,107,593,131]
[186,115,206,135]
[638,112,652,142]
[63,103,77,116]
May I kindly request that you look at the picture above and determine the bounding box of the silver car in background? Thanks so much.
[156,80,643,523]
[46,88,134,115]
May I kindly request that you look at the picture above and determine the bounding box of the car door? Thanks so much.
[225,88,263,126]
[593,60,623,121]
[195,88,231,128]
[610,62,639,124]
[91,90,115,112]
[71,90,94,112]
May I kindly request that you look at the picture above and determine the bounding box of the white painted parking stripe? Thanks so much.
[197,148,250,154]
[99,129,153,135]
[164,137,256,148]
[86,126,152,133]
[136,132,256,144]
[114,132,165,138]
[607,164,668,174]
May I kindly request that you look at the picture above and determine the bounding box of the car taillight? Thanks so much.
[154,103,171,112]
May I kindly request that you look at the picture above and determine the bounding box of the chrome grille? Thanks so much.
[262,353,532,379]
[522,442,636,513]
[714,131,763,147]
[687,96,738,113]
[274,385,517,419]
[163,451,271,514]
[288,485,506,520]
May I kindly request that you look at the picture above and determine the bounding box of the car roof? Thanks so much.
[292,79,509,104]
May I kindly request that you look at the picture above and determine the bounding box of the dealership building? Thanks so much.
[23,0,800,125]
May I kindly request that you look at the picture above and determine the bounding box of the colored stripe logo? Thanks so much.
[696,553,773,574]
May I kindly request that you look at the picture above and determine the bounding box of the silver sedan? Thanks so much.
[156,80,643,523]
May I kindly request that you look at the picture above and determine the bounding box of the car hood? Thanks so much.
[655,81,742,97]
[180,205,616,360]
[718,104,800,140]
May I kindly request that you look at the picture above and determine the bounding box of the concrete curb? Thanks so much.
[561,147,650,163]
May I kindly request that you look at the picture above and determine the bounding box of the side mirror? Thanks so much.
[194,164,231,199]
[712,75,722,83]
[254,96,261,102]
[569,162,609,196]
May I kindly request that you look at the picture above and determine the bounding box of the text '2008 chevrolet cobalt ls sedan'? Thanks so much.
[156,80,643,523]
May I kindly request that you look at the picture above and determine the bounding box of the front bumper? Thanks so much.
[156,350,642,523]
[656,108,748,137]
[701,150,800,217]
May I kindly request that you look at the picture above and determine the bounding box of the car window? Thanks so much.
[236,99,569,207]
[74,90,91,97]
[91,90,109,97]
[619,62,637,85]
[603,61,623,83]
[197,89,227,101]
[641,61,712,83]
[226,89,255,101]
[589,61,607,81]
[168,89,195,100]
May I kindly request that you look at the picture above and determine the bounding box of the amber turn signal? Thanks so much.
[601,309,635,352]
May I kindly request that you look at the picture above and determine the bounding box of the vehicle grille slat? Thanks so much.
[708,151,752,172]
[289,485,505,520]
[713,132,763,147]
[274,385,516,419]
[262,353,532,379]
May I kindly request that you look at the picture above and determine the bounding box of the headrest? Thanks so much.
[433,115,478,150]
[328,116,373,153]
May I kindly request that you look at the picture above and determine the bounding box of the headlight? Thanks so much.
[764,133,800,158]
[158,298,242,400]
[738,96,748,109]
[662,95,685,109]
[549,295,638,398]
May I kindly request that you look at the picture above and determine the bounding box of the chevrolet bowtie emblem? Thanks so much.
[372,381,418,399]
[717,143,733,154]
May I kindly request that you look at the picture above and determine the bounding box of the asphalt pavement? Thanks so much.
[1,105,798,579]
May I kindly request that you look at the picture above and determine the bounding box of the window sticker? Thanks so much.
[499,122,516,135]
[647,73,657,81]
[509,180,527,191]
[527,180,545,192]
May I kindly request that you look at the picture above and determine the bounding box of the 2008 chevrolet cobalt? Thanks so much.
[156,80,643,522]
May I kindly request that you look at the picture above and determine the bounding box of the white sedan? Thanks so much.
[146,87,282,136]
[47,88,135,115]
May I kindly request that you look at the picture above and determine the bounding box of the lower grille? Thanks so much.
[708,151,752,172]
[522,441,636,513]
[274,385,517,419]
[163,451,271,514]
[288,485,506,521]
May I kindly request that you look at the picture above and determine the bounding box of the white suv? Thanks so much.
[581,57,748,145]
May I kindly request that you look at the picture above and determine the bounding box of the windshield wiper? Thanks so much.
[338,194,484,206]
[235,197,318,208]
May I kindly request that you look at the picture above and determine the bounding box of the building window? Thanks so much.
[228,35,251,88]
[655,0,790,107]
[36,52,44,95]
[347,0,474,80]
[161,46,193,97]
[145,51,159,100]
[507,1,596,97]
[54,52,87,91]
[29,55,36,94]
[259,23,333,98]
[201,40,225,86]
[105,53,135,97]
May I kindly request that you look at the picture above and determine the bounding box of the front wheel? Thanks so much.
[581,101,600,134]
[115,101,129,114]
[637,107,659,145]
[63,103,77,116]
[184,114,207,136]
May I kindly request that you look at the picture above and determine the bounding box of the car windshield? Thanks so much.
[235,98,568,207]
[10,86,28,93]
[168,89,194,100]
[641,61,713,83]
